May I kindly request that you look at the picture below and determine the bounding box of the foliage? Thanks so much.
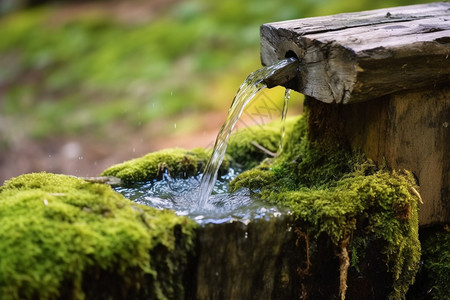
[0,0,436,140]
[0,172,197,299]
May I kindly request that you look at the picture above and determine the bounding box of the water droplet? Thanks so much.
[61,142,82,159]
[244,232,248,239]
[174,123,177,129]
[443,122,448,128]
[78,156,83,160]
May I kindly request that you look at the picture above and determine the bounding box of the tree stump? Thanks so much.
[260,2,450,225]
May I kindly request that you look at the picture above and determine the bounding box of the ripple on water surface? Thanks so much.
[114,169,288,225]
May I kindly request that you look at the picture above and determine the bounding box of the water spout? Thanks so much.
[262,58,299,88]
[197,57,298,210]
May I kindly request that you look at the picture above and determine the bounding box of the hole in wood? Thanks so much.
[285,50,298,59]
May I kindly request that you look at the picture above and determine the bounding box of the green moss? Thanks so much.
[226,116,298,169]
[420,228,450,299]
[0,172,197,300]
[231,114,357,190]
[230,113,421,299]
[102,147,227,182]
[102,117,299,183]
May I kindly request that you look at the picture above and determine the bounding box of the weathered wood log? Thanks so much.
[261,2,450,104]
[261,3,450,226]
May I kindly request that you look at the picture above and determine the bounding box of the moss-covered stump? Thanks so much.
[0,172,196,300]
[3,112,424,299]
[96,119,305,300]
[98,112,423,299]
[230,107,422,299]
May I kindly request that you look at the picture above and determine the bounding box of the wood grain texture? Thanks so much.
[306,86,450,225]
[351,87,449,226]
[260,2,450,104]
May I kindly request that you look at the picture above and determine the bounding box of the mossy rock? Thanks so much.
[230,113,422,299]
[0,172,197,300]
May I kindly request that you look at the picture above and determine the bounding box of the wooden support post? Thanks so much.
[260,2,450,225]
[341,88,450,225]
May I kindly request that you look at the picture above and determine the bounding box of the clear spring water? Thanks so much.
[114,168,287,225]
[197,58,297,209]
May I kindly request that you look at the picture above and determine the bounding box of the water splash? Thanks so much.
[114,169,287,225]
[197,58,297,209]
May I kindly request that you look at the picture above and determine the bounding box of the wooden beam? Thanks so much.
[260,2,450,104]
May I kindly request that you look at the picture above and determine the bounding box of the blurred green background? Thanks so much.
[0,0,434,182]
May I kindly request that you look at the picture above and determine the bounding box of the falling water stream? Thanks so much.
[114,58,297,223]
[196,58,296,209]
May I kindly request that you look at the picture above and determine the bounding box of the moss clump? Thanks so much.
[418,227,450,299]
[0,172,197,300]
[102,147,227,182]
[230,111,421,299]
[231,114,355,191]
[226,116,298,169]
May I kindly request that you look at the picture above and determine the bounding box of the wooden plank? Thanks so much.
[263,3,450,36]
[260,2,450,104]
